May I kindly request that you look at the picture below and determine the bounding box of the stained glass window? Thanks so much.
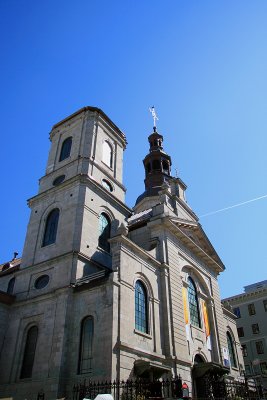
[135,281,148,333]
[59,137,72,161]
[227,332,237,368]
[79,317,94,374]
[42,209,59,246]
[188,277,201,328]
[98,213,111,252]
[20,326,38,379]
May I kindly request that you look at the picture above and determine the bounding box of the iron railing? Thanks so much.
[72,376,267,400]
[72,377,183,400]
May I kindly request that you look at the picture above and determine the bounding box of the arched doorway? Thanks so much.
[192,354,205,398]
[192,355,229,399]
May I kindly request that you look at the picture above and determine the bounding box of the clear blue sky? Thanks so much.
[1,1,267,298]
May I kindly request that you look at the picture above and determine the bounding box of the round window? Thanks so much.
[34,275,49,289]
[53,175,65,186]
[102,179,113,192]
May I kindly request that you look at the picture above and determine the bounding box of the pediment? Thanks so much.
[168,217,225,272]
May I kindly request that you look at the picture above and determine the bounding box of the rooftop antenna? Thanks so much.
[149,106,159,131]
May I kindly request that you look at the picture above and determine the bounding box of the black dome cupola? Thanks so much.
[143,127,172,194]
[135,108,174,205]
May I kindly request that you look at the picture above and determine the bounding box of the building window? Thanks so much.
[135,281,148,333]
[233,307,241,318]
[42,209,59,247]
[252,323,260,334]
[102,179,113,192]
[260,362,267,375]
[78,316,93,374]
[237,327,244,337]
[59,137,72,161]
[34,275,49,290]
[7,277,15,294]
[248,303,256,315]
[256,341,264,354]
[162,160,169,174]
[263,300,267,312]
[227,332,237,368]
[241,344,248,357]
[98,213,111,253]
[53,175,65,186]
[188,277,201,328]
[20,326,38,379]
[102,141,113,168]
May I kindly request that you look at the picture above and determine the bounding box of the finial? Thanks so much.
[149,106,159,130]
[175,168,179,178]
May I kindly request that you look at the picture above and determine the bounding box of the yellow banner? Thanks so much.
[182,287,189,325]
[202,300,210,337]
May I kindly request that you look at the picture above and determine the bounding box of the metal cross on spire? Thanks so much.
[149,106,159,130]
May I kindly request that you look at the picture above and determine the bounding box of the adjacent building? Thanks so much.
[222,280,267,389]
[0,107,243,400]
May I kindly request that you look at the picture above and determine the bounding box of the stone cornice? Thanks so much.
[50,106,127,147]
[90,158,126,191]
[222,287,267,304]
[27,174,132,215]
[159,218,224,273]
[118,340,167,361]
[110,235,162,268]
[222,305,237,320]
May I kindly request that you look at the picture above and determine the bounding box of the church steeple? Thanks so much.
[143,127,172,195]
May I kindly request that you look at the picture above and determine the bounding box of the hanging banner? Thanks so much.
[182,287,191,341]
[202,300,212,350]
[223,347,230,367]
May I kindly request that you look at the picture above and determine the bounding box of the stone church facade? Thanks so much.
[0,107,243,399]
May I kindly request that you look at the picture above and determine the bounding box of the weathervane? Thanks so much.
[149,106,159,130]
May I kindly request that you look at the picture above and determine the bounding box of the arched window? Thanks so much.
[102,141,113,168]
[98,213,111,252]
[20,326,38,379]
[7,277,15,294]
[135,280,148,333]
[162,160,169,174]
[188,277,201,328]
[194,354,205,365]
[227,332,237,368]
[59,137,72,161]
[78,316,94,374]
[42,208,59,247]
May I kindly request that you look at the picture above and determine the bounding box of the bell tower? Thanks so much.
[134,108,188,214]
[21,107,131,271]
[143,127,172,196]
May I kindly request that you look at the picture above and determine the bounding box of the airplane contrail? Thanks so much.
[200,194,267,218]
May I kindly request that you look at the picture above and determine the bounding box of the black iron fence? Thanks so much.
[72,377,183,400]
[196,377,266,400]
[72,376,267,400]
